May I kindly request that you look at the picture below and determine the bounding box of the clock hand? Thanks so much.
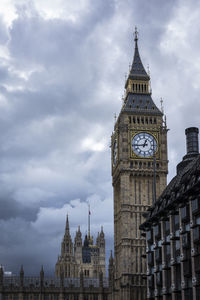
[132,143,147,146]
[143,139,148,147]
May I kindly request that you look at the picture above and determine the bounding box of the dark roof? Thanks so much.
[141,154,200,229]
[123,34,162,116]
[123,92,162,115]
[129,39,149,81]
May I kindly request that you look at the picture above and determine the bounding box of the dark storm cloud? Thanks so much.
[0,193,37,221]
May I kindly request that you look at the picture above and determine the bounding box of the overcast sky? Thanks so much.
[0,0,200,276]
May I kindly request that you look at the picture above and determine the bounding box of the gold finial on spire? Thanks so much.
[134,26,138,42]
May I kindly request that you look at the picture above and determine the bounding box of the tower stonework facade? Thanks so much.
[111,31,168,299]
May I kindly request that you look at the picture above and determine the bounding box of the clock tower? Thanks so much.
[111,30,168,299]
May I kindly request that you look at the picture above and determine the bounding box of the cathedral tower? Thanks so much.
[74,225,82,265]
[111,29,168,299]
[55,215,78,278]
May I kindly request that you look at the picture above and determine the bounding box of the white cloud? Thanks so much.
[32,195,113,238]
[34,0,91,22]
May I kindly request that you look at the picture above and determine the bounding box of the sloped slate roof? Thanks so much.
[123,93,162,115]
[129,40,149,81]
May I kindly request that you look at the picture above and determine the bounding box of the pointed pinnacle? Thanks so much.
[65,214,70,233]
[109,250,114,264]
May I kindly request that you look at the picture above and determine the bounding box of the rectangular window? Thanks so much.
[166,244,171,256]
[192,198,200,213]
[154,224,161,239]
[174,214,179,229]
[147,230,152,242]
[165,220,170,233]
[148,252,153,266]
[182,232,190,248]
[181,206,189,222]
[155,248,162,262]
[175,240,180,251]
[193,226,200,243]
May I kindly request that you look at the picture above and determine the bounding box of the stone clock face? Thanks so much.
[113,139,118,165]
[132,132,157,158]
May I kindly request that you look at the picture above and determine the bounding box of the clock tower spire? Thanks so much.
[111,30,168,300]
[128,27,150,81]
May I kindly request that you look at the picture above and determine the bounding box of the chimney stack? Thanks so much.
[177,127,199,174]
[185,127,199,156]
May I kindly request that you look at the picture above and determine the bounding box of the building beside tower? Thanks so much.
[140,127,200,300]
[55,215,106,279]
[111,29,168,299]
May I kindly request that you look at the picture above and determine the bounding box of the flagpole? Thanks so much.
[88,204,90,238]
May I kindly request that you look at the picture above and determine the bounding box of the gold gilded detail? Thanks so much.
[130,130,160,160]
